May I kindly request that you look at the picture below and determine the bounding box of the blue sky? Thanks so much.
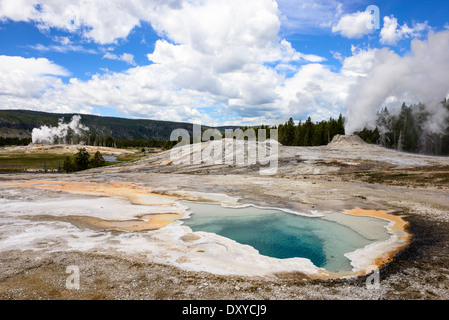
[0,0,448,131]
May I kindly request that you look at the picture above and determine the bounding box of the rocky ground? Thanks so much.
[1,136,449,300]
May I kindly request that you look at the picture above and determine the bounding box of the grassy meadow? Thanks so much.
[0,145,145,173]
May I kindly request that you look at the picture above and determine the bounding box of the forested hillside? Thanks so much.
[0,110,237,148]
[0,110,199,141]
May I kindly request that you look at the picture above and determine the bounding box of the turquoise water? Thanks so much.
[181,201,390,273]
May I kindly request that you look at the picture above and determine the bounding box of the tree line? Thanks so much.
[275,114,345,146]
[0,137,31,146]
[83,134,176,149]
[203,114,345,147]
[1,115,347,150]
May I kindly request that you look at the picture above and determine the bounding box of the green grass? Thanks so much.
[0,154,68,172]
[115,153,147,162]
[0,150,148,173]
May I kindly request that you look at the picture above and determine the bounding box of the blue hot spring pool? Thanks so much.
[181,201,391,273]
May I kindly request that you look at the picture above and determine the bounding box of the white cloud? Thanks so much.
[0,55,89,114]
[279,40,326,63]
[0,56,68,76]
[277,0,345,34]
[1,0,446,132]
[0,0,369,126]
[0,0,143,44]
[380,15,429,46]
[1,0,300,124]
[277,63,352,121]
[29,43,97,54]
[379,16,400,45]
[0,55,69,99]
[103,52,137,65]
[0,0,39,22]
[142,0,321,118]
[340,45,376,77]
[332,10,374,39]
[53,36,71,45]
[331,51,344,63]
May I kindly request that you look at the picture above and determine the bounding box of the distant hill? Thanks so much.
[0,109,238,141]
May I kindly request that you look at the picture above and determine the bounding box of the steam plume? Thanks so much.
[32,115,89,144]
[344,30,449,135]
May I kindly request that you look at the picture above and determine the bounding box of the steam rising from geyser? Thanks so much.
[345,30,449,135]
[32,115,89,144]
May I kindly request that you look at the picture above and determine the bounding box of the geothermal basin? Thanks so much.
[0,179,411,279]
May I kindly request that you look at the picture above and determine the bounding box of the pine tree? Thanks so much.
[74,148,90,171]
[303,117,314,146]
[337,114,345,135]
[285,118,296,146]
[90,151,106,168]
[62,156,75,173]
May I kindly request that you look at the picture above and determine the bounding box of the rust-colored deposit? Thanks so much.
[0,179,178,206]
[343,207,411,274]
[24,213,182,232]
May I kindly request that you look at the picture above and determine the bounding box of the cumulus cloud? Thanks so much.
[0,0,144,44]
[340,45,376,77]
[0,55,69,99]
[345,30,449,134]
[0,0,388,127]
[277,63,352,121]
[332,10,375,39]
[380,15,429,46]
[277,0,344,33]
[0,55,94,114]
[0,0,291,123]
[1,0,446,133]
[0,0,321,120]
[0,0,38,22]
[139,0,326,122]
[279,40,326,63]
